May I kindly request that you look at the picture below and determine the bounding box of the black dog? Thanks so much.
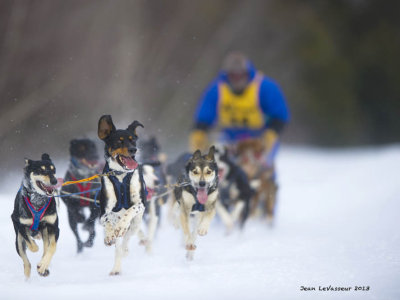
[214,146,253,230]
[11,154,59,278]
[60,139,102,253]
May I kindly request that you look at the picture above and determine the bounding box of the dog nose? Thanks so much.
[50,177,58,185]
[129,147,137,155]
[199,181,206,187]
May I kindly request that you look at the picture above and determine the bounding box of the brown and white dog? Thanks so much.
[172,146,219,260]
[236,139,277,224]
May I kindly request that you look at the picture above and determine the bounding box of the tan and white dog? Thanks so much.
[172,146,219,260]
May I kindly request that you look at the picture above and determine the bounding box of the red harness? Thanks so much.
[70,174,92,206]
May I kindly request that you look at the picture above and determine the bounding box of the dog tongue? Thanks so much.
[121,156,138,170]
[218,169,224,180]
[197,188,208,204]
[146,188,154,201]
[55,178,64,188]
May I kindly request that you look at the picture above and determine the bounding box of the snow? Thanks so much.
[1,146,399,300]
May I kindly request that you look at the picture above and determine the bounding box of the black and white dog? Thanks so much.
[172,147,219,260]
[97,115,155,275]
[61,139,102,253]
[214,146,253,232]
[11,154,59,278]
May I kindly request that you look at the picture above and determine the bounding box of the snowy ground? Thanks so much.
[0,146,399,300]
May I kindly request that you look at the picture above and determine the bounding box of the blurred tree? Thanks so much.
[0,0,399,174]
[292,0,400,145]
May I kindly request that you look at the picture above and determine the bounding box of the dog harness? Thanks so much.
[24,196,53,231]
[69,174,92,206]
[104,164,147,212]
[183,184,218,212]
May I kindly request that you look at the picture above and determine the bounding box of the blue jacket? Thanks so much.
[194,63,290,141]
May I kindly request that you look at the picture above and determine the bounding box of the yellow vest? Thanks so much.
[218,73,265,129]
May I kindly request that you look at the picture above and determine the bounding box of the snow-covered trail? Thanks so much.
[0,146,399,300]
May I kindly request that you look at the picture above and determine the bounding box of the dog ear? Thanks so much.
[205,145,216,161]
[41,153,51,161]
[24,158,32,167]
[127,120,144,136]
[98,115,116,140]
[192,149,202,160]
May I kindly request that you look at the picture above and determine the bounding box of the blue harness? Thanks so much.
[24,195,53,231]
[192,200,205,212]
[104,164,147,212]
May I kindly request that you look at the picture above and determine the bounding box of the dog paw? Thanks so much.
[84,239,94,248]
[186,251,194,261]
[197,227,208,236]
[37,264,50,277]
[266,215,275,227]
[139,239,148,246]
[24,263,31,278]
[225,223,234,235]
[185,244,196,251]
[104,235,116,246]
[109,271,120,276]
[77,241,84,253]
[28,241,39,253]
[145,245,153,254]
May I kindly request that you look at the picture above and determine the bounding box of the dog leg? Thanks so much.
[110,238,123,276]
[122,210,145,257]
[180,208,196,251]
[84,208,98,248]
[168,195,180,229]
[137,228,147,248]
[37,227,57,277]
[171,201,180,229]
[186,215,199,261]
[198,208,216,236]
[145,199,159,254]
[68,209,83,252]
[114,203,144,239]
[109,210,144,275]
[17,232,31,278]
[101,206,137,246]
[250,191,262,218]
[230,201,245,224]
[24,228,39,252]
[215,200,234,234]
[266,182,277,226]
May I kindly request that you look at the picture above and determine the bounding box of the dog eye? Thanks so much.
[206,170,212,175]
[129,136,133,140]
[192,170,199,175]
[41,166,46,170]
